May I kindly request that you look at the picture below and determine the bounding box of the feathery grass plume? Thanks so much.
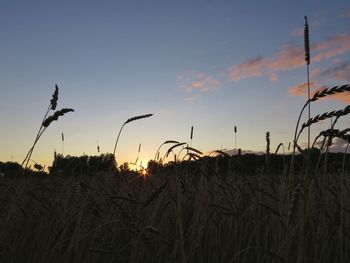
[265,132,271,170]
[42,108,75,127]
[304,16,310,65]
[22,85,60,168]
[320,128,350,145]
[154,140,179,161]
[291,100,350,175]
[50,85,59,110]
[22,86,74,173]
[310,84,350,102]
[266,132,270,155]
[112,113,153,157]
[304,16,311,150]
[234,124,237,151]
[311,128,347,148]
[125,114,153,124]
[296,105,350,141]
[61,132,65,156]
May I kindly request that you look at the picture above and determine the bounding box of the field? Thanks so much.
[1,83,350,262]
[0,152,349,263]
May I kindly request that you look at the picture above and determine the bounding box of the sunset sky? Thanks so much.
[0,0,350,168]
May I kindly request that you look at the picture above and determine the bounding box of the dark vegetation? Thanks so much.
[0,151,350,262]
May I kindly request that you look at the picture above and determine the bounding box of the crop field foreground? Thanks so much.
[0,154,349,263]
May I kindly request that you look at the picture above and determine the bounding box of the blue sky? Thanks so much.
[0,0,350,168]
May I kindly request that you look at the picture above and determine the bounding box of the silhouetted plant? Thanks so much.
[112,114,153,158]
[154,140,179,162]
[22,85,74,173]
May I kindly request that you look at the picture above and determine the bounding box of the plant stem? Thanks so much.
[22,104,51,172]
[112,123,126,158]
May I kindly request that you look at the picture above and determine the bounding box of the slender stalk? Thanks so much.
[112,123,126,157]
[289,101,308,178]
[304,15,311,150]
[21,104,51,168]
[154,141,179,161]
[112,113,153,161]
[307,64,311,150]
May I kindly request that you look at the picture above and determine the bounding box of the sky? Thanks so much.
[0,0,350,169]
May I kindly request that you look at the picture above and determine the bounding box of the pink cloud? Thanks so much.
[179,71,221,92]
[267,44,305,71]
[227,56,265,81]
[311,62,350,81]
[288,82,317,97]
[227,44,305,81]
[326,93,350,104]
[227,33,350,82]
[313,34,350,61]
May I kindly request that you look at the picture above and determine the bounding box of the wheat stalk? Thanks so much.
[296,105,350,142]
[22,86,74,173]
[42,108,75,127]
[183,146,202,155]
[154,140,179,161]
[164,142,186,160]
[290,84,350,176]
[112,114,153,157]
[304,16,311,151]
[310,84,350,102]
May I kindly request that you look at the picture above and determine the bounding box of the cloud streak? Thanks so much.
[313,34,350,62]
[227,33,350,82]
[227,56,265,81]
[179,71,221,92]
[312,61,350,81]
[288,82,317,97]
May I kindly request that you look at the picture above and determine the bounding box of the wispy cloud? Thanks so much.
[227,56,265,81]
[313,34,350,61]
[267,43,305,71]
[312,61,350,81]
[288,82,317,97]
[179,71,221,92]
[227,33,350,82]
[227,44,304,81]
